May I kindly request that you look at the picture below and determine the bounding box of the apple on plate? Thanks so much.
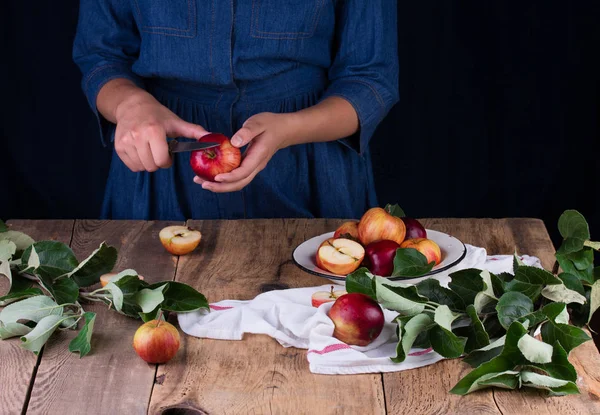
[311,286,348,307]
[100,272,144,287]
[328,293,385,346]
[133,319,181,364]
[400,238,442,266]
[357,207,406,246]
[333,221,360,241]
[316,238,365,275]
[362,240,400,277]
[402,217,427,240]
[159,225,202,255]
[190,133,242,181]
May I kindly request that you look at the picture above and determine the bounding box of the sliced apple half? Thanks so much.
[159,225,202,255]
[316,238,365,275]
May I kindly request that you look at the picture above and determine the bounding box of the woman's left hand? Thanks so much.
[194,112,298,192]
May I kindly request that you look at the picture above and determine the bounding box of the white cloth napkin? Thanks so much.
[177,244,541,375]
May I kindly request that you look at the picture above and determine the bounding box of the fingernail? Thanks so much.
[231,136,242,146]
[214,175,223,182]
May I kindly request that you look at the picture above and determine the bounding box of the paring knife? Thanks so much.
[168,139,220,153]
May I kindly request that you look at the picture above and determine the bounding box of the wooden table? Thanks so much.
[2,218,600,414]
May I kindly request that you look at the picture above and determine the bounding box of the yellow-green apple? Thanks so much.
[328,293,385,346]
[316,238,365,275]
[159,225,202,255]
[363,240,400,277]
[333,221,360,241]
[133,319,181,364]
[400,238,442,266]
[402,217,427,239]
[190,133,241,181]
[100,272,144,287]
[311,286,348,307]
[357,207,406,246]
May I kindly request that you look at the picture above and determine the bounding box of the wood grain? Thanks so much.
[0,220,74,415]
[149,219,387,415]
[25,220,182,415]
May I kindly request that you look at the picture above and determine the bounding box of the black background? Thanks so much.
[1,1,599,249]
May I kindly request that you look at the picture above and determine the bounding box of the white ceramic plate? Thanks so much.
[292,230,467,282]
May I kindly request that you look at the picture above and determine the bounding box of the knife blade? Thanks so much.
[168,139,220,153]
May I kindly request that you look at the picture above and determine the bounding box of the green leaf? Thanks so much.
[139,306,162,323]
[584,240,600,251]
[0,219,7,233]
[135,284,166,313]
[564,248,594,271]
[345,268,377,300]
[392,313,433,363]
[101,269,147,313]
[6,273,33,295]
[517,310,547,327]
[0,295,62,324]
[534,341,577,382]
[416,279,466,312]
[374,278,425,316]
[462,336,506,367]
[556,252,594,284]
[496,292,533,329]
[505,266,561,301]
[0,240,16,262]
[0,288,44,306]
[45,277,80,305]
[451,356,515,395]
[478,371,520,390]
[558,273,585,295]
[68,312,96,358]
[20,314,67,354]
[542,284,586,305]
[588,280,600,324]
[0,230,35,252]
[0,321,33,339]
[541,320,591,354]
[156,281,209,313]
[434,305,460,331]
[513,252,525,273]
[464,305,490,353]
[22,244,40,272]
[542,302,569,324]
[0,260,12,291]
[391,248,435,278]
[482,315,506,340]
[557,210,590,254]
[21,241,79,280]
[381,283,429,305]
[520,371,579,396]
[384,203,406,218]
[448,268,485,306]
[517,334,553,363]
[68,242,118,287]
[490,272,511,297]
[429,324,467,358]
[474,270,497,313]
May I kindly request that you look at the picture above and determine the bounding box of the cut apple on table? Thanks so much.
[316,238,365,275]
[311,286,348,307]
[159,225,202,255]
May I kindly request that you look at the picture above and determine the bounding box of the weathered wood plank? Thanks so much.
[25,220,181,415]
[149,219,386,415]
[0,220,74,415]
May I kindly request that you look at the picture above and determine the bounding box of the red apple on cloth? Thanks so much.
[311,286,348,307]
[159,225,202,255]
[190,133,242,181]
[363,240,400,277]
[400,238,442,266]
[133,319,181,364]
[316,238,365,275]
[402,217,427,239]
[328,293,385,346]
[333,221,360,241]
[357,207,406,246]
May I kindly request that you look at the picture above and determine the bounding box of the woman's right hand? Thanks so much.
[112,89,209,172]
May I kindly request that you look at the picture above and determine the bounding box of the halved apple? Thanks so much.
[316,238,365,275]
[311,286,348,307]
[159,225,202,255]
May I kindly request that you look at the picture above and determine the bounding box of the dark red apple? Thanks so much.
[402,217,427,239]
[362,240,400,277]
[328,293,385,346]
[189,133,242,181]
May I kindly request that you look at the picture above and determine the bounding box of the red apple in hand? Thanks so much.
[363,240,400,277]
[190,133,241,181]
[402,217,427,239]
[133,319,181,364]
[329,293,385,346]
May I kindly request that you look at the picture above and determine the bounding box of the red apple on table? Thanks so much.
[189,133,242,181]
[316,238,365,275]
[133,319,181,364]
[402,217,427,239]
[362,240,400,277]
[159,225,202,255]
[311,286,348,307]
[333,221,360,241]
[328,293,385,346]
[400,238,442,266]
[357,207,406,246]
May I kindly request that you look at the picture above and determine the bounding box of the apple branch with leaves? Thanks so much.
[346,209,600,396]
[0,221,209,357]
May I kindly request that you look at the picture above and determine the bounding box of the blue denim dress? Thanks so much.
[73,0,399,220]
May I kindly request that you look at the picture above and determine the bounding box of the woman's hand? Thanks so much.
[110,86,209,172]
[194,112,298,192]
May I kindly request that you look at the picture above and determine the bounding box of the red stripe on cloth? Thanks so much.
[307,344,351,355]
[408,347,433,356]
[210,304,234,311]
